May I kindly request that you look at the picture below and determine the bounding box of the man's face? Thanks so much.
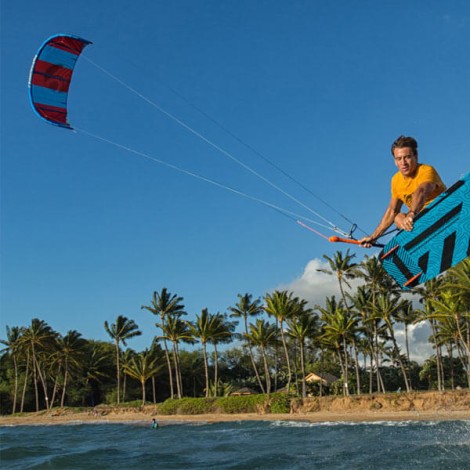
[393,147,418,177]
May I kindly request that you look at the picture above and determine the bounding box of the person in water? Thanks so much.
[360,135,445,247]
[151,418,159,429]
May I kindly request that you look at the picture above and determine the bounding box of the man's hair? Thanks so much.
[391,135,418,156]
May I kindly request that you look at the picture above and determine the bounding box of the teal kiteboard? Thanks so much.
[378,172,470,289]
[329,172,469,289]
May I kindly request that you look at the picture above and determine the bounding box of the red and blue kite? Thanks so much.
[28,34,92,129]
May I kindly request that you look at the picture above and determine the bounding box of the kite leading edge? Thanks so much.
[28,34,92,129]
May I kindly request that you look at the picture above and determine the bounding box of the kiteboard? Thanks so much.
[378,172,470,290]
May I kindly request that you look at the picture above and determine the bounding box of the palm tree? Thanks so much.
[158,315,193,398]
[19,319,58,411]
[123,351,162,405]
[444,258,470,294]
[229,293,265,393]
[104,315,141,404]
[317,296,356,395]
[427,289,470,387]
[120,348,137,402]
[287,308,319,397]
[189,308,218,397]
[55,330,87,407]
[82,342,112,406]
[141,288,186,398]
[210,313,237,397]
[415,278,446,390]
[264,290,297,393]
[0,326,22,413]
[359,254,399,297]
[369,294,411,392]
[349,286,385,393]
[319,249,361,307]
[246,319,278,394]
[395,299,418,389]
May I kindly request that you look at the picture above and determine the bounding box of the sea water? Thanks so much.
[1,419,469,469]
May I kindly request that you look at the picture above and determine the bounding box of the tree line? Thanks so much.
[1,252,469,414]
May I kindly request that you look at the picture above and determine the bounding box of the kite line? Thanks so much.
[28,33,366,241]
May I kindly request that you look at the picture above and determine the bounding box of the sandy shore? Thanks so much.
[1,408,469,427]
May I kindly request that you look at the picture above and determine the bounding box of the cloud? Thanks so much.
[275,257,360,307]
[273,257,433,364]
[394,321,434,364]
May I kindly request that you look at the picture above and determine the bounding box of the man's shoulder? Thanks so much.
[417,163,437,172]
[417,163,443,180]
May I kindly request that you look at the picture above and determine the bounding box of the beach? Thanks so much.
[1,409,469,427]
[2,390,469,427]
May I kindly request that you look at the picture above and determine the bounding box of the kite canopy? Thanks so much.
[28,34,92,129]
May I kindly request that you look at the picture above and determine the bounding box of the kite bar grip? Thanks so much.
[329,236,384,248]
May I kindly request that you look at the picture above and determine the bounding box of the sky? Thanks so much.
[1,1,469,362]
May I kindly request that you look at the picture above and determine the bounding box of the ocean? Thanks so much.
[1,419,469,469]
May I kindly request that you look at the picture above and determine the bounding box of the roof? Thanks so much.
[305,372,339,385]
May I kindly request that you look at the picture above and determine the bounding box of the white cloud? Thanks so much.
[275,257,360,307]
[394,321,434,364]
[272,257,434,364]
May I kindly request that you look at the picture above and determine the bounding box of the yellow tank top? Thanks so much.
[391,164,446,209]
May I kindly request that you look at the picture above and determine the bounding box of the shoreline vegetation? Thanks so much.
[2,262,469,419]
[2,390,469,427]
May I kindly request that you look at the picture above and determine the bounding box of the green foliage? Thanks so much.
[104,389,119,405]
[120,400,145,408]
[268,393,291,413]
[156,393,291,415]
[157,397,216,415]
[215,394,266,413]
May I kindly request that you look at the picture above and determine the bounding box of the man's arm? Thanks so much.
[410,181,439,214]
[394,181,440,231]
[360,197,403,247]
[360,181,440,248]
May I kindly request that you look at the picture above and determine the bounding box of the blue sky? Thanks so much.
[1,1,469,357]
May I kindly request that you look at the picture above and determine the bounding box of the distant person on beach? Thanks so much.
[360,135,445,247]
[151,418,159,429]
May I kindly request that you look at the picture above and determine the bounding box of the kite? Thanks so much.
[28,34,92,129]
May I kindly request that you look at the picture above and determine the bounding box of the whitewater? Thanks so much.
[1,419,469,469]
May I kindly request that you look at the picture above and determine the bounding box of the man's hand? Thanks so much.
[395,212,414,231]
[359,236,377,248]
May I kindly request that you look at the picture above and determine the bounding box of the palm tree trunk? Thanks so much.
[280,324,292,393]
[203,343,209,398]
[260,346,271,394]
[248,344,265,393]
[342,338,349,396]
[12,357,18,414]
[162,340,174,398]
[172,342,182,399]
[115,339,121,404]
[141,379,146,405]
[373,325,384,393]
[122,374,127,403]
[60,360,68,407]
[31,347,40,411]
[20,353,30,413]
[389,329,410,392]
[213,344,219,397]
[352,339,361,394]
[152,377,156,403]
[176,343,184,398]
[244,318,265,394]
[299,341,307,398]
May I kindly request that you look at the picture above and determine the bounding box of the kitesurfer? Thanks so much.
[360,135,446,247]
[151,418,159,429]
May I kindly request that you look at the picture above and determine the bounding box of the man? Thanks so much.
[360,136,446,247]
